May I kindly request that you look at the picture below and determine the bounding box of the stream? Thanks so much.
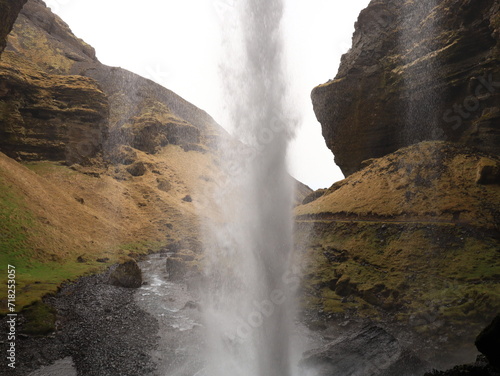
[21,253,321,376]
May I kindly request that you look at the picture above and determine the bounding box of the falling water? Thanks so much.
[399,0,442,144]
[200,0,298,375]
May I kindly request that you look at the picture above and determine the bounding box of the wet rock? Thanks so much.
[109,260,142,288]
[166,257,187,281]
[300,325,428,376]
[423,355,495,376]
[475,315,500,371]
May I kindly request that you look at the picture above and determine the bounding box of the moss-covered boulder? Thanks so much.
[21,301,56,335]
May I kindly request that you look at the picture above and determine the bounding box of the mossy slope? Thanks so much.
[295,142,500,353]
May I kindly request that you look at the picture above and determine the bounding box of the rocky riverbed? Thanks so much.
[2,253,496,376]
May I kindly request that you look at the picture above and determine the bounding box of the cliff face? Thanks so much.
[0,0,27,55]
[1,0,224,165]
[312,0,500,176]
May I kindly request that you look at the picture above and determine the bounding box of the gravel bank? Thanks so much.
[1,267,159,376]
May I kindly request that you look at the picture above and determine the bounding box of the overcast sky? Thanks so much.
[43,0,371,189]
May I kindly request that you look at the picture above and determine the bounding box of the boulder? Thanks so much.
[109,260,143,288]
[301,325,428,376]
[126,162,147,177]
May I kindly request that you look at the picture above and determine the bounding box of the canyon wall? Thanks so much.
[312,0,500,176]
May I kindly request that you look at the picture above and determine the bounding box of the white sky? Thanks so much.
[43,0,371,190]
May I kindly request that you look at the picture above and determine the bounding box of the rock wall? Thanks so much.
[0,0,226,165]
[0,53,108,164]
[0,0,27,55]
[312,0,500,176]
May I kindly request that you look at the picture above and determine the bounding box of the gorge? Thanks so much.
[0,0,499,376]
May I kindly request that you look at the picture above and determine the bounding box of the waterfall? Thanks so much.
[199,0,299,375]
[399,0,442,144]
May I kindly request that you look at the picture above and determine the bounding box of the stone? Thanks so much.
[312,0,500,176]
[182,195,193,202]
[109,260,143,289]
[126,162,147,177]
[301,325,428,376]
[166,257,187,281]
[157,178,172,192]
[475,314,500,370]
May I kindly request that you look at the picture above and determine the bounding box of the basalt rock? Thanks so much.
[0,0,27,56]
[301,325,428,376]
[312,0,500,176]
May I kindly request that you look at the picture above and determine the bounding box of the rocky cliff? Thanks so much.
[0,0,27,55]
[1,0,224,165]
[295,141,500,365]
[312,0,500,176]
[302,0,500,367]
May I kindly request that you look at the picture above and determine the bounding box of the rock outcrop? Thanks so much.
[0,0,27,55]
[0,53,108,164]
[301,325,428,376]
[312,0,500,176]
[0,0,225,166]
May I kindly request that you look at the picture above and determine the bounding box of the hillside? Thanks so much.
[295,141,500,362]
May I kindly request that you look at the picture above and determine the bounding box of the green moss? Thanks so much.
[0,176,35,264]
[297,219,500,340]
[21,301,56,335]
